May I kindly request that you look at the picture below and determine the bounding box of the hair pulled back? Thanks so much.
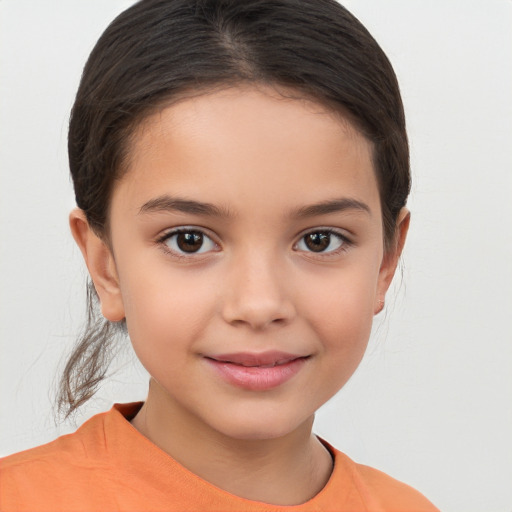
[60,0,410,416]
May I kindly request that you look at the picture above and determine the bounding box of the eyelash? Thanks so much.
[295,228,351,257]
[156,227,352,259]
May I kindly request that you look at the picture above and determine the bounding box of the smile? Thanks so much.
[204,351,309,391]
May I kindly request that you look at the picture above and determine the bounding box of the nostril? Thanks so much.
[223,300,295,329]
[220,267,296,328]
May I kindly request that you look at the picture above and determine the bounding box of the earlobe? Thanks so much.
[374,208,410,314]
[69,208,125,322]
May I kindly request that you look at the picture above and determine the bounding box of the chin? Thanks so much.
[210,409,314,441]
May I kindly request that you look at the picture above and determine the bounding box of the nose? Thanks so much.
[221,250,296,330]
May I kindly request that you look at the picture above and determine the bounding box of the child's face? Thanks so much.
[84,86,403,440]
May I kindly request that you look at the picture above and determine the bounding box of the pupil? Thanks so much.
[306,232,330,252]
[177,232,203,252]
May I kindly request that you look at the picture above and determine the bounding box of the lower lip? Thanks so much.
[205,357,308,391]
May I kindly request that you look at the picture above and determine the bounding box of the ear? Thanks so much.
[69,208,125,322]
[374,208,410,314]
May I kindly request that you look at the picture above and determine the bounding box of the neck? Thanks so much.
[131,380,333,505]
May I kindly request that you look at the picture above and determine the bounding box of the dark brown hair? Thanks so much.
[58,0,410,417]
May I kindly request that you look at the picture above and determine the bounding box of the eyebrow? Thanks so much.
[139,195,232,217]
[293,197,371,218]
[138,194,370,218]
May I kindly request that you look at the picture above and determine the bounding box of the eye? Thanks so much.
[160,228,217,255]
[295,230,348,254]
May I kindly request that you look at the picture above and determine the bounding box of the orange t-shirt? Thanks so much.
[0,403,438,511]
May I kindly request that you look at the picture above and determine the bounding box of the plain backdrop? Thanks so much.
[1,1,511,511]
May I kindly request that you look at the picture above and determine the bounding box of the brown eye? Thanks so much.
[305,232,330,252]
[163,229,216,255]
[297,230,345,253]
[176,232,204,252]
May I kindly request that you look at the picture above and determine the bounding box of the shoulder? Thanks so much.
[0,408,116,511]
[328,444,439,512]
[1,406,113,469]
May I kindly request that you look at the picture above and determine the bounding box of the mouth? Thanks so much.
[208,351,307,366]
[204,351,310,391]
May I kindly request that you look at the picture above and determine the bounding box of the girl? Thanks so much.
[1,0,439,510]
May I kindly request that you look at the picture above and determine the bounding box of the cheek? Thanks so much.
[290,271,377,412]
[301,261,380,360]
[118,262,216,364]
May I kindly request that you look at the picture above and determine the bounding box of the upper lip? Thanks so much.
[206,351,308,368]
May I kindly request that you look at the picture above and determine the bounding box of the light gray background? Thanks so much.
[1,1,511,511]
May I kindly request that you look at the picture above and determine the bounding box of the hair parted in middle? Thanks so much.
[60,0,410,416]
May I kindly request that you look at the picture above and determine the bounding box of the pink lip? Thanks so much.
[204,351,309,391]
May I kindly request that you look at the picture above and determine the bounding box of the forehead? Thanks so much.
[113,86,380,217]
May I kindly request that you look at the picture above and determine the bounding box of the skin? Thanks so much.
[70,85,409,505]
